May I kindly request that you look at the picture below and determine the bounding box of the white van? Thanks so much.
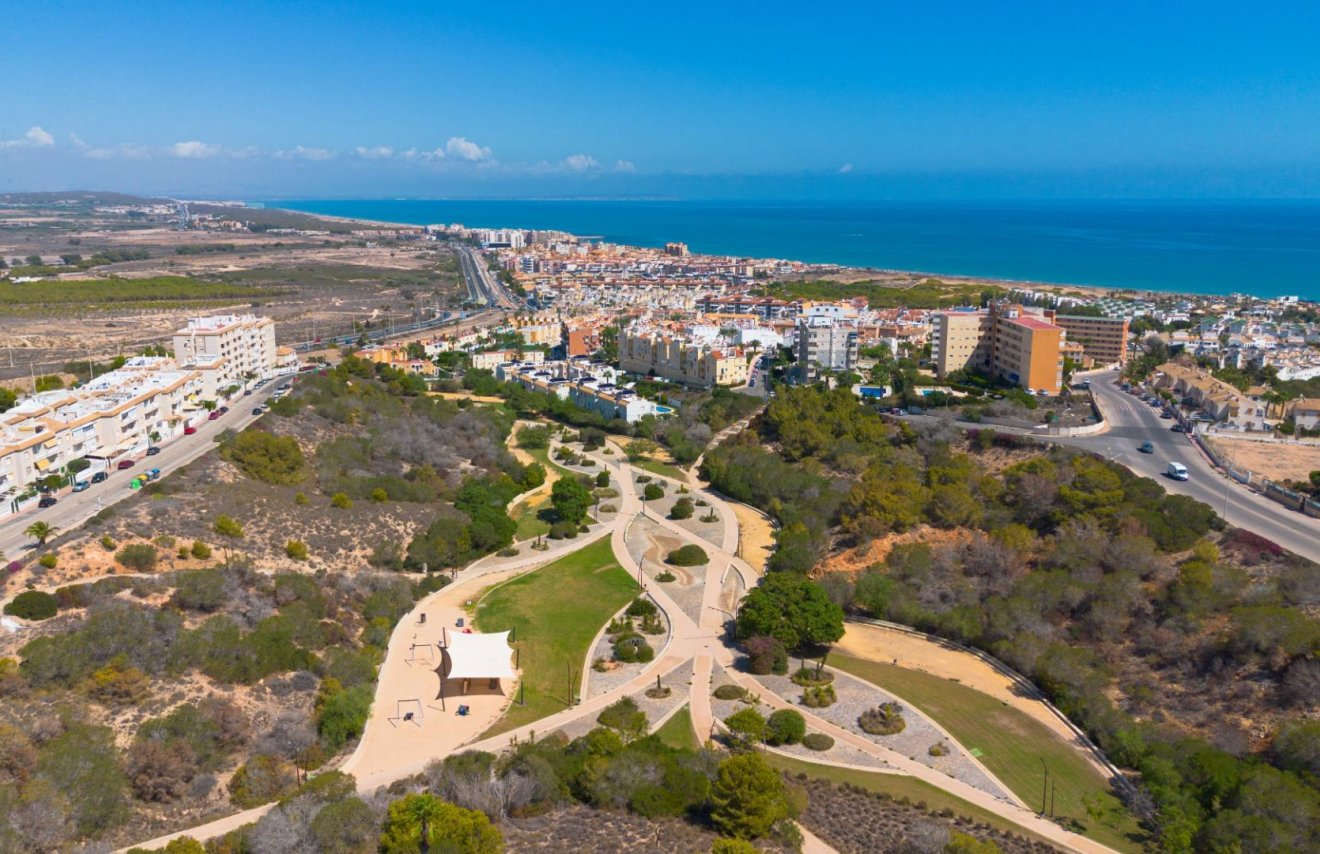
[1166,462,1189,481]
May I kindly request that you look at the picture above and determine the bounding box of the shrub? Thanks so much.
[497,547,519,557]
[190,540,212,559]
[626,597,657,618]
[612,632,654,663]
[596,696,648,740]
[643,483,665,501]
[766,709,806,746]
[635,474,652,483]
[4,590,58,620]
[666,544,709,566]
[178,545,189,559]
[285,540,309,561]
[595,470,610,487]
[744,635,788,676]
[670,497,695,520]
[370,487,388,502]
[929,742,949,756]
[724,707,768,746]
[710,753,791,839]
[858,702,906,736]
[100,534,116,550]
[330,492,353,509]
[548,520,578,539]
[599,504,617,514]
[801,733,834,752]
[38,553,58,569]
[219,429,304,485]
[791,666,834,686]
[228,753,298,807]
[115,543,158,572]
[213,515,243,538]
[802,685,837,708]
[656,570,676,582]
[714,684,748,701]
[295,492,309,505]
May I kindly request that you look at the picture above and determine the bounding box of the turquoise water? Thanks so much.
[268,199,1320,300]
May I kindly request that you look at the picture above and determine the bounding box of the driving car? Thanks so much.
[117,459,136,470]
[146,446,161,455]
[1139,441,1155,453]
[184,426,198,435]
[38,495,57,508]
[90,471,108,484]
[208,411,221,420]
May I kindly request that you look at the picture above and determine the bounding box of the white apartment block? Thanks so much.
[172,314,279,398]
[0,358,203,498]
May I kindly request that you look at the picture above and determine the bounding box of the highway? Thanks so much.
[456,245,520,310]
[0,382,286,561]
[1058,370,1320,563]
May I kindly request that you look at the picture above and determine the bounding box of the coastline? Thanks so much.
[261,203,1210,304]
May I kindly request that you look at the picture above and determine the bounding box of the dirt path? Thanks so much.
[834,622,1103,767]
[730,503,774,574]
[507,421,560,515]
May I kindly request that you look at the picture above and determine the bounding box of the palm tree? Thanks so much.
[404,794,446,854]
[24,521,56,546]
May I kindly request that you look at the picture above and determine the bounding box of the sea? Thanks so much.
[266,199,1320,301]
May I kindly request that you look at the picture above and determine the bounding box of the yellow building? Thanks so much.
[931,303,1065,393]
[618,329,750,387]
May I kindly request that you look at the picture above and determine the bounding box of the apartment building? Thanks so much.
[618,328,750,387]
[0,358,203,497]
[795,320,859,381]
[1050,313,1130,366]
[172,314,278,397]
[469,349,546,372]
[931,303,1065,393]
[497,360,662,423]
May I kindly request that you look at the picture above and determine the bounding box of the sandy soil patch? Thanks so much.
[1205,436,1320,482]
[819,526,974,576]
[730,503,774,574]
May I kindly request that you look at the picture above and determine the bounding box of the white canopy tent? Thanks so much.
[445,631,516,680]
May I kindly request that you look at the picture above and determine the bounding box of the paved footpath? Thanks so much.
[122,429,1121,854]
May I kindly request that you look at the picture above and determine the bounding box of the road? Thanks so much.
[456,245,520,310]
[1059,370,1320,563]
[0,381,286,560]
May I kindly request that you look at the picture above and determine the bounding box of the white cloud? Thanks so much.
[446,136,492,161]
[614,159,636,173]
[354,146,394,159]
[838,162,854,174]
[0,126,55,149]
[83,143,153,160]
[170,140,222,159]
[277,145,335,161]
[563,153,600,172]
[69,132,88,149]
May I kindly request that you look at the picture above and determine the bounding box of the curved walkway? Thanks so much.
[123,427,1124,854]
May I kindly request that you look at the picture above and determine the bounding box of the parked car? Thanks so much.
[1171,424,1186,432]
[243,389,253,396]
[252,407,264,416]
[146,446,161,456]
[208,411,221,421]
[184,426,198,435]
[90,471,108,484]
[38,495,57,508]
[218,406,229,414]
[1159,412,1173,419]
[1139,441,1155,453]
[1166,462,1189,481]
[73,481,90,492]
[117,459,136,470]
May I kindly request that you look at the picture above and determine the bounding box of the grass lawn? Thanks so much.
[830,653,1147,852]
[476,536,638,737]
[522,443,573,477]
[654,705,700,752]
[634,457,689,482]
[763,753,1059,848]
[511,495,553,541]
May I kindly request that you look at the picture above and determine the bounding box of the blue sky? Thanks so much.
[3,1,1319,198]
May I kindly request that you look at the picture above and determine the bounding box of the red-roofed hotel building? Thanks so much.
[932,303,1065,393]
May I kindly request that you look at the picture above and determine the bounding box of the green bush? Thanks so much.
[213,515,243,538]
[929,742,949,756]
[595,470,610,487]
[643,482,665,501]
[285,540,309,561]
[666,544,709,566]
[802,684,837,708]
[370,487,388,502]
[330,492,353,509]
[596,696,648,740]
[858,702,906,736]
[670,497,695,520]
[100,534,116,550]
[714,683,748,701]
[626,597,657,618]
[294,491,309,505]
[612,632,654,663]
[38,553,58,569]
[724,707,768,746]
[4,590,59,620]
[219,429,304,485]
[316,681,373,750]
[656,570,676,582]
[190,539,212,559]
[766,709,807,746]
[791,666,834,686]
[115,543,158,571]
[801,732,834,751]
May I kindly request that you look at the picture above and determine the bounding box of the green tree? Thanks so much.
[736,572,844,651]
[710,753,791,840]
[213,515,243,539]
[24,521,57,545]
[551,476,593,526]
[379,793,502,854]
[724,707,768,748]
[220,430,305,484]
